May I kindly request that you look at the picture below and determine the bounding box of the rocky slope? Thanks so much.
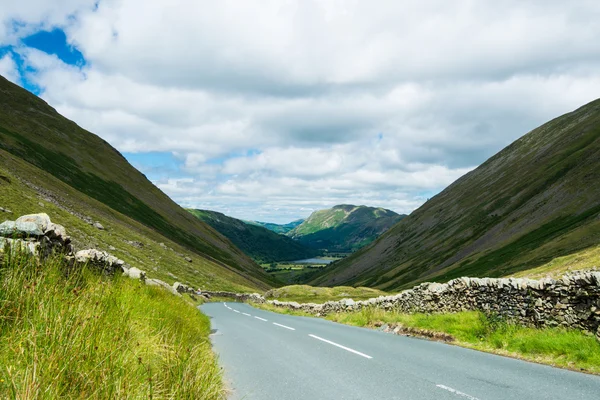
[310,99,600,290]
[0,74,276,291]
[188,209,319,263]
[288,205,405,252]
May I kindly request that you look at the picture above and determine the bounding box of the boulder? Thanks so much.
[16,213,51,232]
[173,281,191,293]
[93,222,105,230]
[0,220,44,237]
[75,249,125,275]
[123,266,146,281]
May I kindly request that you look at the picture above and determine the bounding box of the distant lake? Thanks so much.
[293,258,333,265]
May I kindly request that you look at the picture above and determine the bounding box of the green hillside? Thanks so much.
[310,99,600,290]
[248,219,304,234]
[189,209,319,263]
[288,205,405,252]
[0,75,276,291]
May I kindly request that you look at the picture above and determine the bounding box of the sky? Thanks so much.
[1,1,600,223]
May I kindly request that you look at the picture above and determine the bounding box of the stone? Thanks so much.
[340,298,356,307]
[0,237,40,255]
[0,220,44,237]
[108,245,116,251]
[173,282,191,294]
[75,249,124,275]
[93,222,105,230]
[123,266,146,281]
[184,256,193,263]
[0,207,12,213]
[16,213,51,232]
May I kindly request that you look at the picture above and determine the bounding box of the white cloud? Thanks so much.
[3,1,600,222]
[0,53,19,83]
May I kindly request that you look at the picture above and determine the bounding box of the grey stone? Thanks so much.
[173,281,191,293]
[93,222,105,230]
[16,213,51,232]
[123,266,146,281]
[75,249,124,274]
[0,220,44,237]
[184,256,193,263]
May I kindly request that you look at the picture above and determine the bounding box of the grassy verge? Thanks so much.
[264,284,387,303]
[0,251,224,399]
[255,303,600,374]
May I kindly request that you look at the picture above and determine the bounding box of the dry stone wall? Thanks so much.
[266,274,600,340]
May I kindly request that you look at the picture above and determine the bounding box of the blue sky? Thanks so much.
[2,1,600,223]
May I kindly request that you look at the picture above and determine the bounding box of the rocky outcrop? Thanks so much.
[267,273,600,338]
[0,213,72,257]
[74,249,126,275]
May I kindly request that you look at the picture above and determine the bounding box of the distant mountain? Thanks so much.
[0,74,276,291]
[248,219,304,235]
[287,205,406,253]
[188,210,319,263]
[310,98,600,290]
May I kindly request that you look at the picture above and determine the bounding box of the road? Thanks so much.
[200,302,600,400]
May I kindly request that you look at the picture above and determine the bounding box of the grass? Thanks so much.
[263,284,387,303]
[328,308,600,374]
[0,250,225,399]
[510,244,600,279]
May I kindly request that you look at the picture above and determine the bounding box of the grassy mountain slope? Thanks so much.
[288,205,405,252]
[188,209,319,263]
[0,75,276,290]
[248,219,304,234]
[310,99,600,290]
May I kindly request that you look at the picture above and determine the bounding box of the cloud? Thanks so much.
[3,1,600,222]
[0,53,19,83]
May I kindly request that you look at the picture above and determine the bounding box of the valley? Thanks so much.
[2,4,600,397]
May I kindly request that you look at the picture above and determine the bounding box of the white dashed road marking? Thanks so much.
[273,322,295,331]
[233,310,240,313]
[254,316,268,321]
[436,385,480,400]
[242,313,251,316]
[308,334,372,359]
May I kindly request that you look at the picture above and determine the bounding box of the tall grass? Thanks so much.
[0,250,224,399]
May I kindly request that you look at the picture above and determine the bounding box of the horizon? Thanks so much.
[2,1,600,222]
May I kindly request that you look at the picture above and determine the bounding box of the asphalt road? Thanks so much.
[200,302,600,400]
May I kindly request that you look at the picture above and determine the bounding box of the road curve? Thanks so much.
[200,302,600,400]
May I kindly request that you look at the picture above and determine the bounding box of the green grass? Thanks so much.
[263,284,387,303]
[510,244,600,279]
[326,309,600,374]
[0,251,224,399]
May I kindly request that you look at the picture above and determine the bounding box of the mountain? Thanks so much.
[188,209,319,263]
[288,205,406,252]
[0,75,276,291]
[310,99,600,290]
[248,219,304,235]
